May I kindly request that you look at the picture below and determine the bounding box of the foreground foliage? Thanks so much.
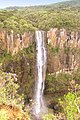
[0,70,32,120]
[0,70,24,106]
[59,92,77,120]
[0,110,9,120]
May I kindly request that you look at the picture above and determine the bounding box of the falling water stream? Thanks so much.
[33,31,47,119]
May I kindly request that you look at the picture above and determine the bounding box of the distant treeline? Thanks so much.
[0,0,80,33]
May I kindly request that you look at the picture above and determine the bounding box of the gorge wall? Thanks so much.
[1,28,80,77]
[0,30,34,55]
[1,28,80,104]
[47,28,80,73]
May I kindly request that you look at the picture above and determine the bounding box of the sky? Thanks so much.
[0,0,68,9]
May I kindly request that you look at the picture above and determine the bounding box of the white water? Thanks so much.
[34,31,47,117]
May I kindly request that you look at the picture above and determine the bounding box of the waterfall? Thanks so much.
[34,30,47,119]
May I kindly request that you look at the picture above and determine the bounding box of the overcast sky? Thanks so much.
[0,0,68,8]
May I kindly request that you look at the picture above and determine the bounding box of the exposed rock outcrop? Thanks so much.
[1,28,80,103]
[0,30,34,55]
[47,28,80,48]
[47,28,80,73]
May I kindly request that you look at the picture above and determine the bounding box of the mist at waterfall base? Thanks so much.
[31,31,47,119]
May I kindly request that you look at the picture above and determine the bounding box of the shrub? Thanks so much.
[0,110,9,120]
[0,70,24,106]
[59,92,77,120]
[42,113,54,120]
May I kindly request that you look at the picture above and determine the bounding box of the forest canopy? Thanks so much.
[0,0,80,33]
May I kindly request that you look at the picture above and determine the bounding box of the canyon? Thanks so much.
[0,28,80,119]
[0,28,80,109]
[0,28,80,72]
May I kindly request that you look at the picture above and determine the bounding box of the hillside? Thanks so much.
[0,0,79,33]
[49,0,80,9]
[5,0,80,10]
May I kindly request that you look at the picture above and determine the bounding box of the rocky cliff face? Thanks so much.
[1,28,80,77]
[0,30,34,55]
[1,28,80,104]
[47,28,80,49]
[47,28,80,73]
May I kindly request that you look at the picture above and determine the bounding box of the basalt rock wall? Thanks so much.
[0,30,34,55]
[1,27,80,76]
[47,28,80,73]
[1,28,80,102]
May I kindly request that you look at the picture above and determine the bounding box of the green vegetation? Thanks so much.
[0,70,24,106]
[0,111,9,120]
[47,44,60,56]
[46,72,71,93]
[0,10,35,33]
[46,68,80,93]
[59,92,77,120]
[1,44,35,105]
[0,50,13,63]
[0,0,80,119]
[0,0,80,33]
[42,113,54,120]
[0,70,31,119]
